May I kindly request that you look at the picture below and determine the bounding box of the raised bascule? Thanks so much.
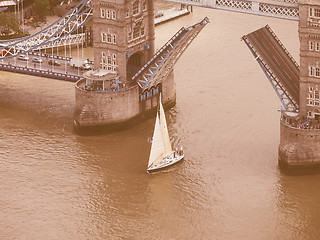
[73,0,209,131]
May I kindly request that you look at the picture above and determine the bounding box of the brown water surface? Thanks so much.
[1,2,320,239]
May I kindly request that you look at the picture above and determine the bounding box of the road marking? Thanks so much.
[283,69,291,80]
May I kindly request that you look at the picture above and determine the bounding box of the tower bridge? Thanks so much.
[1,0,320,172]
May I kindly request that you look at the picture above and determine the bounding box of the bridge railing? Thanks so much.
[132,27,187,81]
[276,0,298,3]
[0,63,80,82]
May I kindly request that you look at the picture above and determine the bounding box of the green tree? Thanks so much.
[0,12,21,34]
[35,0,50,21]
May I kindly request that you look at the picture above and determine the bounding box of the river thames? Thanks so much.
[1,2,320,239]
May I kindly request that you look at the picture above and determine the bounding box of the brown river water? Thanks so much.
[1,2,320,239]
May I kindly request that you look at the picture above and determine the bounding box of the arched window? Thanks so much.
[133,1,139,15]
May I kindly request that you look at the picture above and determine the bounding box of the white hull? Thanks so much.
[147,153,184,172]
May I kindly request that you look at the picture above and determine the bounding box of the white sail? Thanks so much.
[148,95,175,169]
[159,100,173,155]
[148,109,166,168]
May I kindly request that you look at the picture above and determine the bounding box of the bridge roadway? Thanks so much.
[0,54,93,82]
[243,25,300,105]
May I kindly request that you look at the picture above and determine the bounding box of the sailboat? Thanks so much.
[147,94,184,172]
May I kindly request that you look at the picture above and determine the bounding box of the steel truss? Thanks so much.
[161,0,298,21]
[132,17,209,92]
[0,0,92,59]
[35,33,86,49]
[242,35,299,111]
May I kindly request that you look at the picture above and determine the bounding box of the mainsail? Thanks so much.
[148,96,173,168]
[159,99,173,155]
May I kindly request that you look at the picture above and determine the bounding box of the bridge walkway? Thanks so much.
[0,52,94,82]
[242,25,300,110]
[162,0,299,21]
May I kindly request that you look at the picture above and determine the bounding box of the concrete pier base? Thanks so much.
[278,121,320,174]
[74,70,176,135]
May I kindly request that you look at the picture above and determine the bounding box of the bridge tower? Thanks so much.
[92,0,155,85]
[278,0,320,173]
[74,0,208,132]
[299,0,320,119]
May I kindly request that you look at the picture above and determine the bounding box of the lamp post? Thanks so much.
[21,0,24,33]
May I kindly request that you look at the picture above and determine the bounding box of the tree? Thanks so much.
[0,12,21,35]
[35,0,50,21]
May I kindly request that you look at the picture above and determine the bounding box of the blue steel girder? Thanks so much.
[132,17,210,91]
[161,0,298,21]
[0,0,92,59]
[242,35,299,111]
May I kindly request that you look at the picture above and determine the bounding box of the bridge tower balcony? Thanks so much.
[79,69,125,92]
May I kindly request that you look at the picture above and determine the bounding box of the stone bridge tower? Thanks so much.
[92,0,155,85]
[74,0,208,132]
[278,0,320,173]
[299,0,320,120]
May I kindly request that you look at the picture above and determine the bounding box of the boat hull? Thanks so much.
[147,154,184,172]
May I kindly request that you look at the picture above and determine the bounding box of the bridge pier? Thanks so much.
[279,121,320,174]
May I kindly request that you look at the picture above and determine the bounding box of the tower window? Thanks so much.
[101,33,106,42]
[309,7,320,18]
[309,66,315,76]
[133,25,140,39]
[107,56,112,65]
[309,41,314,50]
[133,1,139,15]
[100,9,105,18]
[126,9,129,18]
[106,10,111,19]
[142,2,147,11]
[107,34,112,43]
[101,32,116,44]
[101,53,117,71]
[309,99,314,106]
[112,10,116,19]
[307,86,320,106]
